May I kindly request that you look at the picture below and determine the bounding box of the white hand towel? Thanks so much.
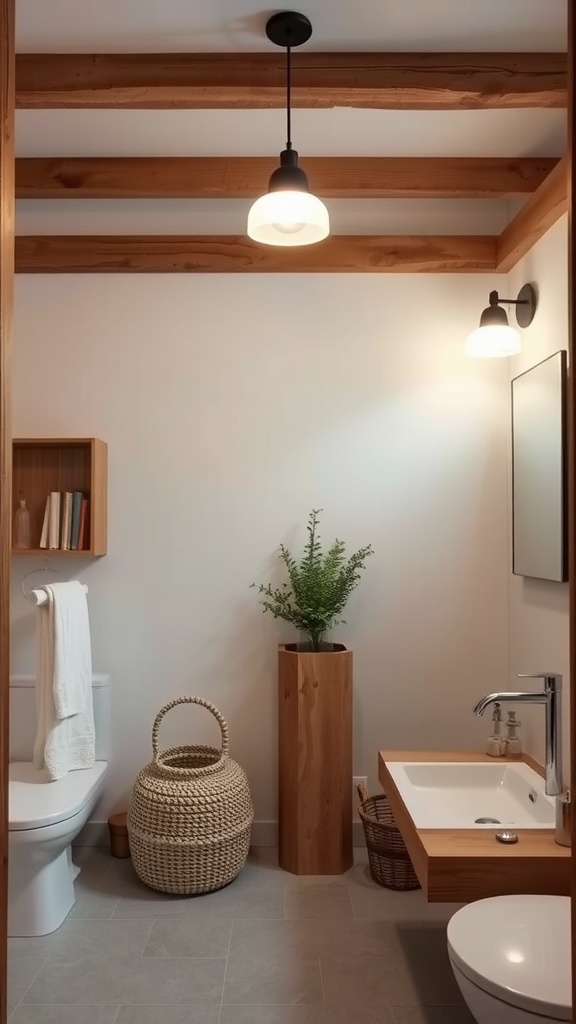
[33,582,95,781]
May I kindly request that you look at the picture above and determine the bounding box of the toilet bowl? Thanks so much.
[9,674,111,936]
[447,894,571,1023]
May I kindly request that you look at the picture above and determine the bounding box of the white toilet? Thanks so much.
[9,674,110,937]
[447,895,571,1023]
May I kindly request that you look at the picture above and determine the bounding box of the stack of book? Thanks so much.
[39,491,90,551]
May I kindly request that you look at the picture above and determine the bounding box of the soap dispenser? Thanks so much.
[505,710,522,758]
[486,702,505,757]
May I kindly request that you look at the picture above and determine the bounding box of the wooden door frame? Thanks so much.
[0,0,14,1020]
[565,0,569,1007]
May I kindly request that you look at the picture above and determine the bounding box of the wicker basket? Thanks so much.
[128,696,254,895]
[357,784,420,891]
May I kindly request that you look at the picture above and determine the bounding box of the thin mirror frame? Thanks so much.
[511,349,568,582]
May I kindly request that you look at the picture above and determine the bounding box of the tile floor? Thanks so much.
[8,847,474,1024]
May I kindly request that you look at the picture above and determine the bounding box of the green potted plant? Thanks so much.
[253,509,373,875]
[253,508,373,652]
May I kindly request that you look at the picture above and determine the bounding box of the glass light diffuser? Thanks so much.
[466,324,521,358]
[247,190,330,247]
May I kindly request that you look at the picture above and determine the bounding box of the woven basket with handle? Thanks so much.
[127,696,254,895]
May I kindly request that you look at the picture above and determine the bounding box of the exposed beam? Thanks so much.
[15,156,558,200]
[496,155,568,272]
[15,52,567,110]
[14,235,497,273]
[0,0,13,1020]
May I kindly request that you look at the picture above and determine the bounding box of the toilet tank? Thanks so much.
[10,674,111,762]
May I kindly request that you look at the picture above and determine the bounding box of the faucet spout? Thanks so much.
[473,691,547,716]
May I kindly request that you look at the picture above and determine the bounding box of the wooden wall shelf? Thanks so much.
[379,750,570,903]
[12,437,107,556]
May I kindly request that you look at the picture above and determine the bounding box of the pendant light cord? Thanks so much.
[286,44,292,150]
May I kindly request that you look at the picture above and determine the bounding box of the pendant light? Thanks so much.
[247,12,330,247]
[466,285,537,358]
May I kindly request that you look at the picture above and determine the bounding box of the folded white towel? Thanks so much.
[33,582,95,781]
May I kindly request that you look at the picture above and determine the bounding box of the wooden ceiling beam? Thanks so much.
[14,234,497,273]
[15,52,567,110]
[15,156,558,200]
[496,154,568,271]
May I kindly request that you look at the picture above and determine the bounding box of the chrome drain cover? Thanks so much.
[475,816,501,824]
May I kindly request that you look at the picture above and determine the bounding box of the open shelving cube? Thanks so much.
[12,438,107,556]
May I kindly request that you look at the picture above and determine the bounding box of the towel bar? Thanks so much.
[30,584,89,606]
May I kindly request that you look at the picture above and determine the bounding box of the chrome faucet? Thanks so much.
[473,674,563,797]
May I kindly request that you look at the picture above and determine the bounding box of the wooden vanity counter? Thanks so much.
[378,750,570,903]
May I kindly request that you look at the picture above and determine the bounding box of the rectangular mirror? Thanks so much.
[512,350,567,582]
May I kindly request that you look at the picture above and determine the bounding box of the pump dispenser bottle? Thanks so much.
[486,702,504,757]
[505,710,522,758]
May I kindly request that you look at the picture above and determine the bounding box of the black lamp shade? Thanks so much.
[479,304,510,328]
[268,149,310,193]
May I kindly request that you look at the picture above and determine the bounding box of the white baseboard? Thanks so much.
[75,820,367,849]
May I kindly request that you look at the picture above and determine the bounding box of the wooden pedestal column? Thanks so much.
[278,643,353,875]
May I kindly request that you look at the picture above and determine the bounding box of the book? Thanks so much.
[39,496,50,549]
[60,492,73,550]
[48,492,61,550]
[78,498,90,551]
[70,491,83,550]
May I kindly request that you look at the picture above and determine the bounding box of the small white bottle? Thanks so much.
[505,710,522,759]
[486,702,505,757]
[13,498,31,550]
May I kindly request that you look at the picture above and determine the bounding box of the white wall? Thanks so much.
[506,216,570,774]
[11,273,510,831]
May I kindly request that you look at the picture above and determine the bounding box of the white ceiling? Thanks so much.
[16,0,567,53]
[15,0,568,236]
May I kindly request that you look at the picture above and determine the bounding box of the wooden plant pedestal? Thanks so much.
[278,643,353,875]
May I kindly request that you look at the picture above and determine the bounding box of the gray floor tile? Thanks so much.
[221,1008,396,1024]
[48,919,154,958]
[283,887,353,921]
[112,890,192,918]
[67,893,120,920]
[185,886,284,920]
[229,917,407,962]
[11,1008,119,1024]
[321,955,423,1008]
[8,960,47,1008]
[224,955,323,1005]
[143,917,232,958]
[116,1009,220,1024]
[350,888,454,922]
[9,937,56,961]
[395,925,464,1006]
[24,954,226,1005]
[392,1008,475,1024]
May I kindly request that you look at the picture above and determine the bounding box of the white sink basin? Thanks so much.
[385,761,555,829]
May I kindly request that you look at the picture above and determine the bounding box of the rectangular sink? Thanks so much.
[385,760,555,829]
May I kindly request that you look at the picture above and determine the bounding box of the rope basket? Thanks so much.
[127,696,254,895]
[357,784,420,891]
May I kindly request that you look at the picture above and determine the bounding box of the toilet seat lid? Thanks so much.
[447,895,571,1021]
[9,761,108,830]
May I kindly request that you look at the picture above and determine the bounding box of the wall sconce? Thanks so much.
[466,284,537,358]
